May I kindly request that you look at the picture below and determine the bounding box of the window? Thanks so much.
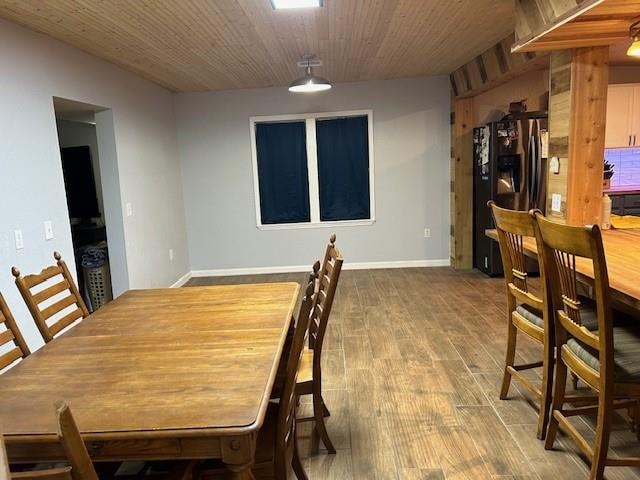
[250,110,374,229]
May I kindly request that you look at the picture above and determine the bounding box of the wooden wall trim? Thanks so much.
[450,98,474,269]
[451,34,549,99]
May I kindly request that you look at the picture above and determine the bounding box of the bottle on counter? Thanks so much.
[601,194,612,230]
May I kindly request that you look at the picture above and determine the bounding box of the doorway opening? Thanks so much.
[53,97,127,311]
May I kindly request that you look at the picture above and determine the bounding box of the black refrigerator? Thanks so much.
[473,114,548,276]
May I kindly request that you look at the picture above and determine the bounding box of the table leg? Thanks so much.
[226,463,255,480]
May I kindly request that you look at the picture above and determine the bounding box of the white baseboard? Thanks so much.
[169,271,193,288]
[188,258,450,279]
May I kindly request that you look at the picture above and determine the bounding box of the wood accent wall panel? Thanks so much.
[513,0,640,53]
[547,50,572,223]
[514,0,582,44]
[546,47,609,225]
[451,98,474,269]
[451,34,549,99]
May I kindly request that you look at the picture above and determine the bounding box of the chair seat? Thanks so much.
[515,304,545,328]
[567,322,640,383]
[515,297,598,331]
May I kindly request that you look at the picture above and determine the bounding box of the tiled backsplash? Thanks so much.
[605,147,640,188]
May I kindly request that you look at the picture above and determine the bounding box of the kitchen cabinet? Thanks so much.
[606,84,640,148]
[610,193,640,216]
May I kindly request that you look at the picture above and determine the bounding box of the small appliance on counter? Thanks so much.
[473,112,548,276]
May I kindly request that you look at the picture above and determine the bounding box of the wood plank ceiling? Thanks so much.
[0,0,514,92]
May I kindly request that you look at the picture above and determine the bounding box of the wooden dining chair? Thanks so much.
[3,401,98,480]
[12,252,89,343]
[198,282,314,480]
[0,292,30,371]
[534,212,640,480]
[295,234,343,454]
[488,201,555,440]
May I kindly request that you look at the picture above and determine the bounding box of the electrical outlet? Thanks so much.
[551,193,562,213]
[44,221,54,240]
[14,230,24,250]
[126,202,133,217]
[169,249,174,261]
[424,228,431,238]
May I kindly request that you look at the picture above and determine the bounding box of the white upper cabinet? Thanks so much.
[605,85,635,148]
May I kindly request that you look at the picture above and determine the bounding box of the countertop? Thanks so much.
[486,228,640,312]
[604,187,640,195]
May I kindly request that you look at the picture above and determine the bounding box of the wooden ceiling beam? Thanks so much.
[512,0,640,53]
[450,34,549,99]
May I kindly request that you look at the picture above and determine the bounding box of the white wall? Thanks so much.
[175,77,451,271]
[0,19,189,349]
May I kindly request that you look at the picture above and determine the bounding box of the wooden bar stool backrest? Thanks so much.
[309,234,343,352]
[489,201,546,317]
[2,401,97,480]
[12,252,89,343]
[533,212,613,390]
[0,292,30,371]
[275,281,314,479]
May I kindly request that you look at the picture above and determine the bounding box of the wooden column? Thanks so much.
[546,46,608,225]
[451,98,474,269]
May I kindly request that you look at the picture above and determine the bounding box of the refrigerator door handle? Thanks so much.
[528,135,536,208]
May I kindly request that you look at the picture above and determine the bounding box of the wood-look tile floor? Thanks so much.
[186,267,640,480]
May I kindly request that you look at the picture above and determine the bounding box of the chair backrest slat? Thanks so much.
[0,292,30,371]
[309,234,343,352]
[2,402,97,480]
[12,252,89,343]
[489,201,541,301]
[275,282,314,479]
[55,401,99,480]
[533,212,611,361]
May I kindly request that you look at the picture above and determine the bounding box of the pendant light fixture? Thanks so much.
[288,55,332,93]
[627,20,640,58]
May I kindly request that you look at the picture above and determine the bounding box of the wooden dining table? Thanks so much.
[0,282,300,478]
[486,228,640,313]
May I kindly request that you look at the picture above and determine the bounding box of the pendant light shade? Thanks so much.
[628,38,640,58]
[627,21,640,58]
[289,56,331,93]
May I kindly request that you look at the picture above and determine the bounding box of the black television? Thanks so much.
[60,146,100,220]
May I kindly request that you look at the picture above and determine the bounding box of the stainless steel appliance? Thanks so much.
[473,113,548,276]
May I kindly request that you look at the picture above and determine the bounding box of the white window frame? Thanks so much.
[249,109,375,230]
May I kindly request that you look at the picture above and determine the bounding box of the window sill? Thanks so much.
[257,219,375,231]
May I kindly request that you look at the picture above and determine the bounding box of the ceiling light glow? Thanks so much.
[271,0,322,9]
[628,20,640,58]
[289,55,331,93]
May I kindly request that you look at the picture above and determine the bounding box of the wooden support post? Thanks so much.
[546,46,608,225]
[451,97,474,269]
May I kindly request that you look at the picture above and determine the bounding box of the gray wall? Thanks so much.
[0,19,189,349]
[175,76,451,271]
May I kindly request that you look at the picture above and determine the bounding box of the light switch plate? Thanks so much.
[126,202,133,217]
[14,230,24,250]
[551,193,562,213]
[44,221,53,240]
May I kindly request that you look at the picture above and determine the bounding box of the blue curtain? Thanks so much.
[316,116,370,221]
[255,121,310,224]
